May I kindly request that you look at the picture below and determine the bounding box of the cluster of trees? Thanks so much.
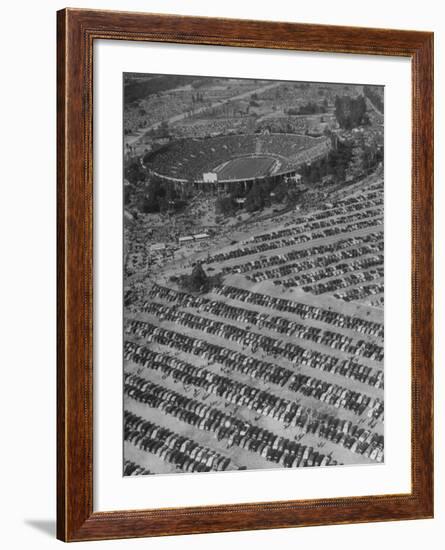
[175,264,223,294]
[215,176,302,217]
[124,166,187,215]
[136,178,186,215]
[363,86,384,114]
[125,159,147,185]
[334,95,369,129]
[245,180,271,212]
[358,140,384,173]
[192,92,205,103]
[300,140,354,184]
[215,196,236,217]
[326,140,354,181]
[287,99,328,116]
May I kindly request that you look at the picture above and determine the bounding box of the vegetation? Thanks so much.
[334,95,369,129]
[177,264,223,294]
[127,174,186,214]
[245,181,269,212]
[363,86,384,114]
[300,140,354,184]
[125,159,147,185]
[287,101,327,116]
[215,196,236,217]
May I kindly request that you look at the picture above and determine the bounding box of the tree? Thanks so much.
[136,195,154,214]
[215,196,235,217]
[189,264,209,292]
[326,140,353,181]
[124,159,146,185]
[124,185,134,205]
[271,181,289,203]
[334,95,368,129]
[245,182,265,212]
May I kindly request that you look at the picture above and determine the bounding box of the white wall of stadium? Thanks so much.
[1,1,443,550]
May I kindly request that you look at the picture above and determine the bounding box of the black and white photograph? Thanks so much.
[123,73,384,476]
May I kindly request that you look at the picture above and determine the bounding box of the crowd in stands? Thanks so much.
[144,134,327,182]
[259,134,327,158]
[145,135,257,180]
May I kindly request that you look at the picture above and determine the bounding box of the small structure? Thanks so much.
[287,173,302,184]
[235,197,246,205]
[193,233,209,241]
[203,172,218,183]
[178,235,194,244]
[149,243,166,252]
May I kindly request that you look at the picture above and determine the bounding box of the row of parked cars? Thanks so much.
[289,373,383,418]
[252,194,382,243]
[124,373,337,469]
[253,238,383,284]
[128,302,383,389]
[251,205,381,248]
[126,319,383,399]
[279,254,383,289]
[145,283,383,362]
[124,341,382,427]
[124,357,383,464]
[125,411,232,473]
[303,267,384,296]
[215,284,384,338]
[218,232,382,276]
[205,217,382,267]
[123,460,151,476]
[335,283,385,303]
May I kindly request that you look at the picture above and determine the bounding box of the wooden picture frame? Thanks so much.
[57,8,434,542]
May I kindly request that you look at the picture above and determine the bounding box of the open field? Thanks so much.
[216,155,276,180]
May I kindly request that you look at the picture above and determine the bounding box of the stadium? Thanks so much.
[143,133,332,189]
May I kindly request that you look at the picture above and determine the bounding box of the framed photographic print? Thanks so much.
[57,8,434,542]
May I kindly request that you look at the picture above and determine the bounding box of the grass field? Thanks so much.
[216,155,276,180]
